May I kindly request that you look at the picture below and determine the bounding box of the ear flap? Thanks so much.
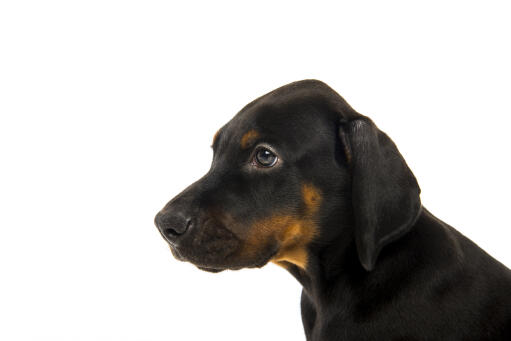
[339,117,421,271]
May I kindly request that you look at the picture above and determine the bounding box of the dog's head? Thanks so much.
[155,80,421,272]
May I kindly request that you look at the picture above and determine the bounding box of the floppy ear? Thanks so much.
[339,116,421,271]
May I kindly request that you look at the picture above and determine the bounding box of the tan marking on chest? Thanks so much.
[240,130,259,149]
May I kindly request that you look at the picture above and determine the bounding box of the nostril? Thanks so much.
[155,212,193,242]
[161,221,188,238]
[163,227,182,237]
[167,218,191,236]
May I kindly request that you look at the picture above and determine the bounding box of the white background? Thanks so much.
[1,1,510,340]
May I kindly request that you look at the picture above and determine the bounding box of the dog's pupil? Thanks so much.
[256,149,276,166]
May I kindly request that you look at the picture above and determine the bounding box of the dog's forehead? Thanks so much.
[217,106,322,154]
[217,88,338,149]
[213,80,360,155]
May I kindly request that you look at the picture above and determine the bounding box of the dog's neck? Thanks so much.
[282,209,461,313]
[282,234,360,301]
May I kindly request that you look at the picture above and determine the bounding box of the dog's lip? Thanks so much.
[169,244,186,261]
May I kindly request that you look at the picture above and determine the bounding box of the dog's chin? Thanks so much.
[168,240,279,273]
[195,246,279,273]
[197,266,225,273]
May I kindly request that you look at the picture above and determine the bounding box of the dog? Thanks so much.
[154,80,511,340]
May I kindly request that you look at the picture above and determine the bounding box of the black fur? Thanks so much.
[155,80,511,340]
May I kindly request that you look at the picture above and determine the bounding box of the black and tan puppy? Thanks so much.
[155,80,511,340]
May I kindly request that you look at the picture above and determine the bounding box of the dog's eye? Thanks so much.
[254,148,278,168]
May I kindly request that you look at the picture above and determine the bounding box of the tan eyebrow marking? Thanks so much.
[212,129,221,147]
[240,130,259,149]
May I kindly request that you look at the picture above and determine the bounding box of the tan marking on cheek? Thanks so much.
[240,130,259,149]
[242,216,290,259]
[272,219,316,269]
[243,184,322,270]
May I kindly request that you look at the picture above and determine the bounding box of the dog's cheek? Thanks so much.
[241,183,322,270]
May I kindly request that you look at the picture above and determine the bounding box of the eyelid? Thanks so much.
[252,143,278,155]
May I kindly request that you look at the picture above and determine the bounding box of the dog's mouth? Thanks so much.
[163,217,282,272]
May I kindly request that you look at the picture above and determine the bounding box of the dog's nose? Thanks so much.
[154,210,192,243]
